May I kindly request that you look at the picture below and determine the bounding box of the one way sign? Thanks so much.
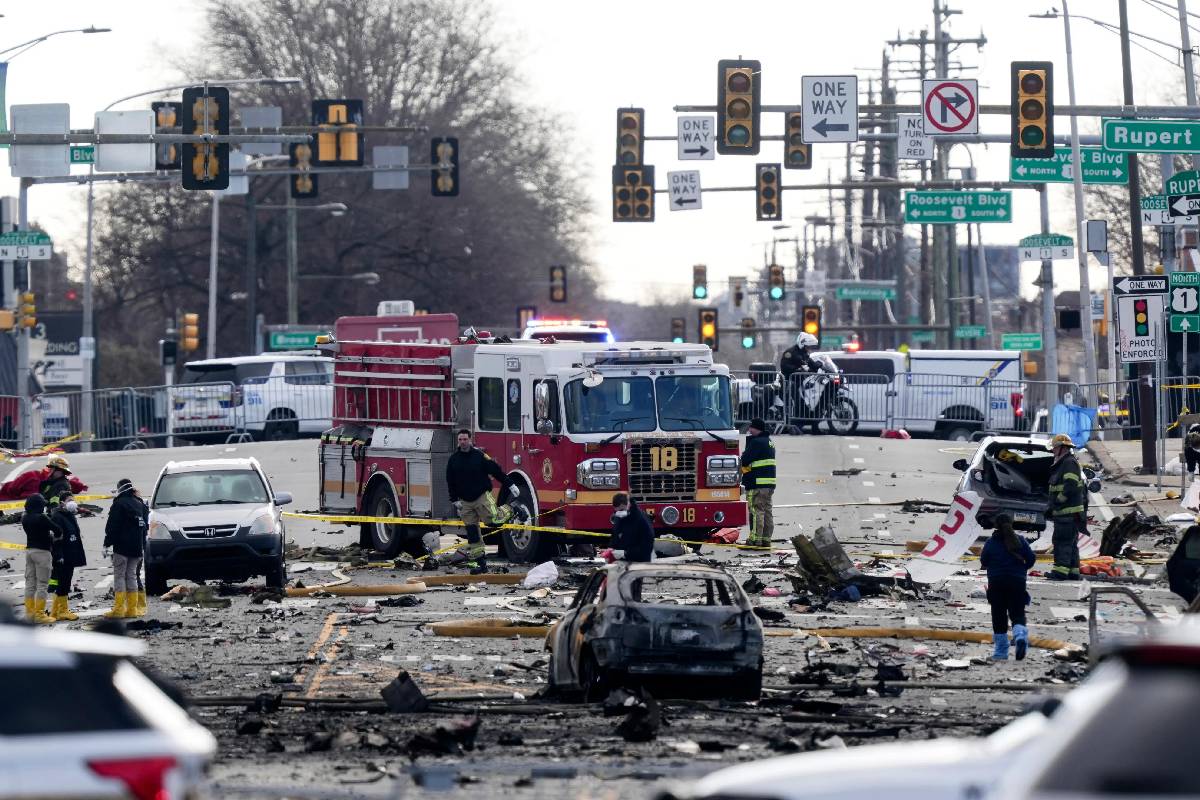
[1170,193,1200,217]
[1112,275,1168,295]
[668,170,702,212]
[801,75,858,144]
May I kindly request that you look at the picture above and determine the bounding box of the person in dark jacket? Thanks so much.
[610,492,654,562]
[48,492,85,621]
[1186,424,1200,476]
[22,493,60,624]
[980,513,1037,661]
[445,429,529,573]
[38,454,76,504]
[103,478,148,618]
[740,418,777,549]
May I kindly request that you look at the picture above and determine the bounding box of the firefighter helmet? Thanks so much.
[1049,433,1074,450]
[46,454,71,473]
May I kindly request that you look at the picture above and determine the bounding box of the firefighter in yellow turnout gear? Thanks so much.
[1047,433,1085,581]
[740,418,776,549]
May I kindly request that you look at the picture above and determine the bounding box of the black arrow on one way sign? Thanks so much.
[812,118,850,138]
[674,196,698,207]
[683,145,710,156]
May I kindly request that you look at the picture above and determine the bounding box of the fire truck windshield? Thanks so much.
[656,375,733,431]
[564,376,655,434]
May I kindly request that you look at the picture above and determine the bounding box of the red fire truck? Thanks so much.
[318,333,747,562]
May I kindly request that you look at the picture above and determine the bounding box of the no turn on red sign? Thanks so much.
[922,79,979,135]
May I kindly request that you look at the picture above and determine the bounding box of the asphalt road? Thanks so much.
[0,434,1182,799]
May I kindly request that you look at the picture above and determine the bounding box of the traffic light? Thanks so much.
[699,307,719,351]
[802,305,821,342]
[612,165,654,221]
[716,58,761,155]
[180,86,230,191]
[181,312,200,352]
[549,265,567,303]
[64,288,79,302]
[311,99,364,166]
[692,264,708,300]
[768,264,785,301]
[17,293,35,329]
[741,317,756,349]
[784,112,812,169]
[756,163,782,222]
[670,317,686,343]
[160,338,178,368]
[616,108,644,167]
[431,137,460,197]
[731,277,746,308]
[1010,61,1053,159]
[0,309,13,331]
[289,142,318,199]
[1133,299,1149,336]
[517,306,537,331]
[151,101,182,171]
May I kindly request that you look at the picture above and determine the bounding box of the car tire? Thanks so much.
[580,651,608,703]
[264,416,299,441]
[145,565,168,597]
[264,552,286,589]
[364,482,404,559]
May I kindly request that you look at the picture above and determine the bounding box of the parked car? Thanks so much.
[951,435,1101,532]
[144,457,291,595]
[546,562,764,701]
[0,623,215,799]
[661,626,1200,800]
[171,353,333,442]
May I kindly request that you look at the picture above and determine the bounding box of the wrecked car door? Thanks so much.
[563,570,607,687]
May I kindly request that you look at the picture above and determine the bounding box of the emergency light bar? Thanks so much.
[526,318,608,328]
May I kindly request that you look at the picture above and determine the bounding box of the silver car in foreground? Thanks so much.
[546,562,764,701]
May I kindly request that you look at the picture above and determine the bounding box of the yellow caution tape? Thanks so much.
[0,493,112,511]
[0,540,24,551]
[282,510,775,552]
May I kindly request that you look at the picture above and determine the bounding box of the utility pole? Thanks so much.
[879,50,904,347]
[245,193,257,354]
[1117,0,1157,472]
[286,193,298,325]
[1040,186,1060,386]
[1179,0,1199,169]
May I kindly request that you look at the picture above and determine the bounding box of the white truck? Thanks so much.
[821,349,1026,440]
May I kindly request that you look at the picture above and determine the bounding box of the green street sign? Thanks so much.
[910,330,936,343]
[0,230,50,246]
[835,285,896,301]
[1103,119,1200,153]
[822,334,846,348]
[1166,170,1200,197]
[69,145,94,165]
[1170,271,1200,287]
[269,331,322,350]
[954,324,987,339]
[904,191,1012,224]
[1170,314,1200,334]
[1001,332,1043,351]
[1010,147,1127,184]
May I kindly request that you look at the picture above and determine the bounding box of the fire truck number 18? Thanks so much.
[650,446,679,471]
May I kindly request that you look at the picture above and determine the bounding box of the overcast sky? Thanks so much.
[0,0,1195,305]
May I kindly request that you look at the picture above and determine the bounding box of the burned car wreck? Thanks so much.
[546,562,764,701]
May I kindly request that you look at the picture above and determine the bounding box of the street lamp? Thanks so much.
[0,26,110,60]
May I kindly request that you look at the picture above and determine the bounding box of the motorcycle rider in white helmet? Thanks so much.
[780,332,837,434]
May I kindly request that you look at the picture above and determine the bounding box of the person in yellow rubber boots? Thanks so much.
[1047,433,1085,581]
[21,494,61,623]
[740,418,777,549]
[48,492,86,621]
[103,478,148,618]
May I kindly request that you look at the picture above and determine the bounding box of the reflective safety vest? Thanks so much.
[1049,453,1085,517]
[740,432,776,489]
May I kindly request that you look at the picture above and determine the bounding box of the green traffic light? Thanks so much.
[726,125,750,145]
[694,286,708,299]
[1020,126,1044,146]
[741,335,755,349]
[672,336,684,344]
[769,286,783,300]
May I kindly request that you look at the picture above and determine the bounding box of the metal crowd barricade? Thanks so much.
[29,388,153,451]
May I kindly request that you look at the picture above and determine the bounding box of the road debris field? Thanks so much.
[1,436,1189,798]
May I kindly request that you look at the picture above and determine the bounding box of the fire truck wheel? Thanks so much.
[365,481,405,558]
[500,479,556,563]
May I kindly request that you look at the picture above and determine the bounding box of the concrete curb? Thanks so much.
[1086,440,1128,480]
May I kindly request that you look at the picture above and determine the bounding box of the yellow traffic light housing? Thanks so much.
[699,307,719,351]
[717,59,761,155]
[616,108,644,167]
[431,137,460,197]
[151,101,182,171]
[692,264,708,300]
[289,142,318,199]
[670,317,686,343]
[1011,61,1053,159]
[312,99,364,166]
[802,305,821,343]
[756,163,782,222]
[612,165,654,222]
[18,292,35,329]
[181,312,200,352]
[549,265,568,303]
[180,86,230,191]
[768,264,785,301]
[784,112,812,169]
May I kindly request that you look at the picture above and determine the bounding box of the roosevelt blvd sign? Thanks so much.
[1018,233,1073,262]
[903,190,1011,224]
[1009,147,1126,184]
[1142,194,1197,226]
[1103,119,1200,153]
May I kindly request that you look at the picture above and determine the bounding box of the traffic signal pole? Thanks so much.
[1039,186,1060,389]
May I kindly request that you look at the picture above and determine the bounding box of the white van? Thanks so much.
[172,354,333,441]
[820,349,1026,440]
